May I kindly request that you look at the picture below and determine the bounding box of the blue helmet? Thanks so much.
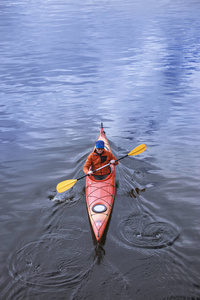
[96,140,104,149]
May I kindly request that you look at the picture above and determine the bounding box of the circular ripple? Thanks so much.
[8,234,93,292]
[38,211,86,240]
[48,216,87,240]
[118,213,179,249]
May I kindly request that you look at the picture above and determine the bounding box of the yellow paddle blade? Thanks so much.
[56,179,77,193]
[128,144,147,156]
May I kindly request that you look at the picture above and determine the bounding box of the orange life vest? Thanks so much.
[83,149,118,176]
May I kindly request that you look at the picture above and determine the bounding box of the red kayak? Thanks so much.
[85,124,116,242]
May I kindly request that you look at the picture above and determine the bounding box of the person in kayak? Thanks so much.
[83,140,118,180]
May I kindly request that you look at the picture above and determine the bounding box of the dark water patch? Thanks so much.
[163,296,200,300]
[93,243,106,265]
[118,212,179,249]
[110,247,200,300]
[71,258,129,300]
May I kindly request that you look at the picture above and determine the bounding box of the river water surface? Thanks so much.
[0,0,200,299]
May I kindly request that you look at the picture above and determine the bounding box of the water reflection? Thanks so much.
[1,0,200,299]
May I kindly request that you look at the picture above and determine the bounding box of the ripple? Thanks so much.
[50,216,87,239]
[38,209,86,240]
[37,200,87,235]
[8,234,93,292]
[118,212,179,249]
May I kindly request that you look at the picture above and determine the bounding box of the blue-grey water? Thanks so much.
[0,0,200,299]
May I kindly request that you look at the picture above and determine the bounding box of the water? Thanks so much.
[0,0,200,299]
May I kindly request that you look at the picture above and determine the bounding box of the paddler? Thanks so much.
[83,140,118,180]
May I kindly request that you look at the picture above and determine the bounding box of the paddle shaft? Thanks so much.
[57,144,146,193]
[77,154,128,181]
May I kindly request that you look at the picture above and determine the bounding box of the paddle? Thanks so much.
[56,143,146,193]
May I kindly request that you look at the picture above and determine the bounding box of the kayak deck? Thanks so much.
[85,125,116,242]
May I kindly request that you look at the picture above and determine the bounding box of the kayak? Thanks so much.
[85,123,116,242]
